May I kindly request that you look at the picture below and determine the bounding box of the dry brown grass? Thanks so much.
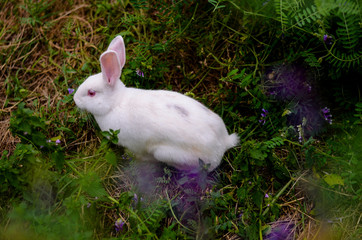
[0,1,105,154]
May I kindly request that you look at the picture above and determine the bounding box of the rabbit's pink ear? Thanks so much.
[107,36,126,69]
[100,50,121,87]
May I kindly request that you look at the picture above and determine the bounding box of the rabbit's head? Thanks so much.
[74,36,126,116]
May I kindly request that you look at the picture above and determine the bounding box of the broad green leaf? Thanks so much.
[324,174,344,187]
[105,151,117,166]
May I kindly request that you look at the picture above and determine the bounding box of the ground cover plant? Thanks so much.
[0,0,361,239]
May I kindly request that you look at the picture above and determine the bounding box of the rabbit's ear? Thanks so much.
[100,50,121,87]
[107,36,126,69]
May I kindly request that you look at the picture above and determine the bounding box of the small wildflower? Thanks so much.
[46,139,51,143]
[115,218,124,232]
[133,193,143,206]
[87,202,91,208]
[40,145,44,149]
[136,69,144,78]
[248,181,252,185]
[296,124,303,143]
[24,132,28,135]
[265,193,269,198]
[261,108,268,117]
[55,139,61,145]
[267,204,270,207]
[259,108,269,125]
[323,34,333,45]
[68,88,75,94]
[321,107,332,124]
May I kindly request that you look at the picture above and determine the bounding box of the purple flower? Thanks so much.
[321,107,332,124]
[24,132,28,135]
[259,119,266,125]
[68,88,74,94]
[323,34,333,45]
[136,69,144,78]
[115,218,124,232]
[261,108,268,117]
[55,139,61,145]
[87,202,91,208]
[265,222,294,240]
[265,193,269,198]
[259,109,269,125]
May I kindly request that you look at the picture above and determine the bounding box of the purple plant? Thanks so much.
[263,64,329,138]
[321,107,332,125]
[259,108,269,125]
[323,34,333,45]
[121,159,217,230]
[115,218,124,232]
[264,65,312,101]
[136,69,144,78]
[132,193,143,207]
[265,222,294,240]
[68,88,74,94]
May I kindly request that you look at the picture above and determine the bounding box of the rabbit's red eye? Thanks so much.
[88,90,96,97]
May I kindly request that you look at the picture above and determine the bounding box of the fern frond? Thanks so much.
[294,5,321,27]
[326,48,362,69]
[336,0,359,15]
[336,11,361,50]
[274,0,289,31]
[301,51,321,67]
[265,137,284,149]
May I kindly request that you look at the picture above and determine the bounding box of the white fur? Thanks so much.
[74,36,239,171]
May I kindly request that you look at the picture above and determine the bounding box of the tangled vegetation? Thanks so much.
[0,0,361,239]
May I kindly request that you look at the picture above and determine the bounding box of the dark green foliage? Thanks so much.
[273,0,362,70]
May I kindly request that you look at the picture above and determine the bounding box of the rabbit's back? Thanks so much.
[95,88,235,170]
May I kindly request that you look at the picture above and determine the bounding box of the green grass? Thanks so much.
[1,0,361,239]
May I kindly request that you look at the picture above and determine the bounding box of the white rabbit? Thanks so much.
[74,36,239,171]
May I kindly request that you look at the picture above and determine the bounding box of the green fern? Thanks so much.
[301,51,321,67]
[274,0,290,31]
[336,12,361,50]
[273,0,361,69]
[294,5,321,27]
[326,48,362,69]
[336,0,359,15]
[264,137,284,149]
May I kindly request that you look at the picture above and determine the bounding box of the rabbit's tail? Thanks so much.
[225,133,239,150]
